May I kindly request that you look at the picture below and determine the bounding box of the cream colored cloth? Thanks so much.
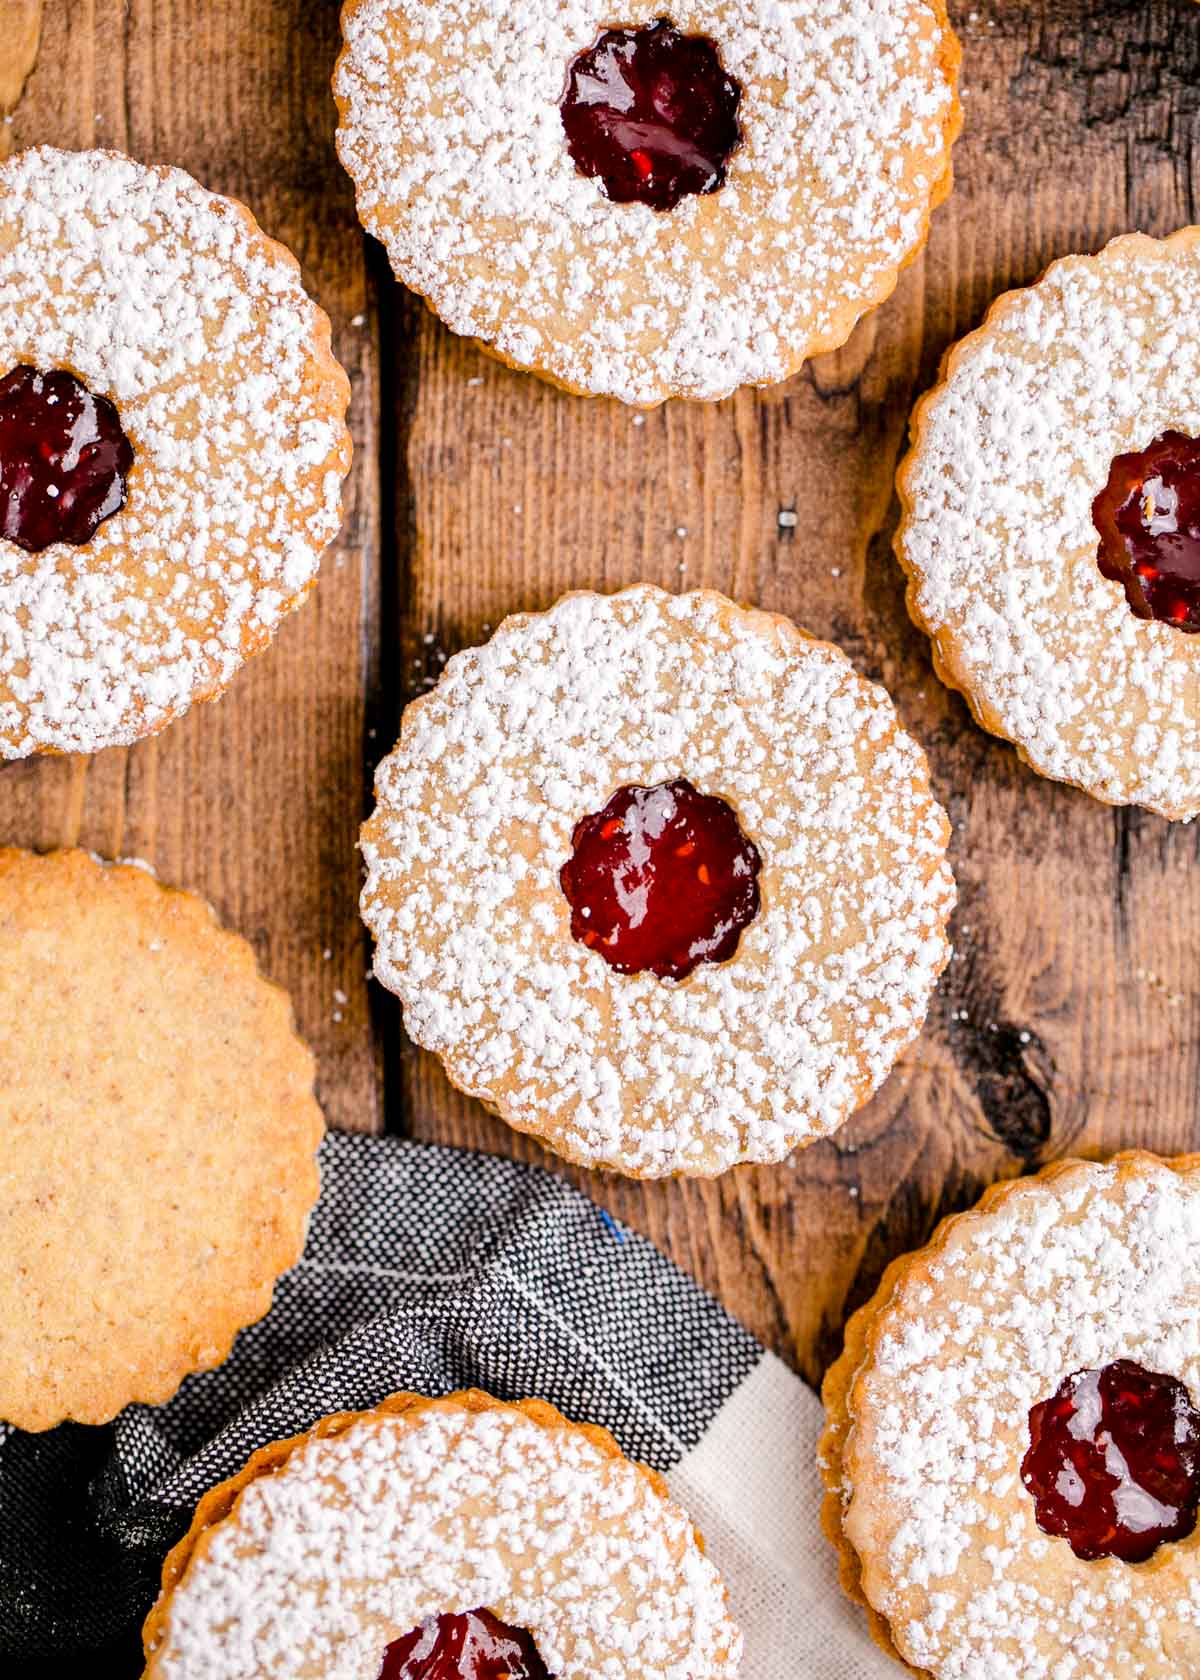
[670,1354,897,1680]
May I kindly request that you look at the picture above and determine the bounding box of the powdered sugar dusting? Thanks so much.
[899,231,1200,820]
[360,587,954,1177]
[152,1402,741,1680]
[842,1158,1200,1677]
[0,146,351,758]
[334,0,958,404]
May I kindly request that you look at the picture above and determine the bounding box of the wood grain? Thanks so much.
[4,0,1200,1393]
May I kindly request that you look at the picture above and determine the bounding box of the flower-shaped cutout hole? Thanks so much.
[1021,1359,1200,1564]
[1093,431,1200,633]
[380,1609,553,1679]
[560,777,762,981]
[560,18,742,212]
[0,365,133,553]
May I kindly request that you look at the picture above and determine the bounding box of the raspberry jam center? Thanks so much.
[1093,431,1200,632]
[559,778,761,981]
[379,1609,552,1680]
[1020,1359,1200,1563]
[0,365,133,554]
[560,18,742,213]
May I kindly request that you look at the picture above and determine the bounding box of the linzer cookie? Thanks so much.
[360,586,955,1179]
[0,145,352,758]
[897,228,1200,819]
[820,1153,1200,1678]
[333,0,961,404]
[142,1389,742,1680]
[0,850,323,1431]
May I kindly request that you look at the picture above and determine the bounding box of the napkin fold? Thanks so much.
[0,1132,894,1678]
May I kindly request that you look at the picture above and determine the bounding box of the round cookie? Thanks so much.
[0,849,324,1430]
[333,0,961,405]
[0,145,352,758]
[142,1389,742,1680]
[820,1153,1200,1679]
[897,228,1200,819]
[360,585,955,1178]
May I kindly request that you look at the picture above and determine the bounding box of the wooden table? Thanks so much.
[4,0,1199,1391]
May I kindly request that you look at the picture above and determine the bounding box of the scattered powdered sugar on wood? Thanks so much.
[360,586,954,1177]
[842,1158,1200,1677]
[334,0,958,403]
[153,1402,741,1680]
[899,231,1200,820]
[0,146,351,758]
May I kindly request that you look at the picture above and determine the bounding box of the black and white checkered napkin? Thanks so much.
[0,1132,893,1678]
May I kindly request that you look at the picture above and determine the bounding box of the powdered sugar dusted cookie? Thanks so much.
[0,849,324,1430]
[142,1390,742,1680]
[897,229,1200,820]
[333,0,961,405]
[360,586,954,1178]
[820,1153,1200,1678]
[0,145,352,758]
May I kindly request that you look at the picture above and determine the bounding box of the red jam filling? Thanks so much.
[1093,430,1200,633]
[1020,1358,1200,1563]
[560,18,742,212]
[559,777,761,981]
[379,1609,552,1680]
[0,365,133,554]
